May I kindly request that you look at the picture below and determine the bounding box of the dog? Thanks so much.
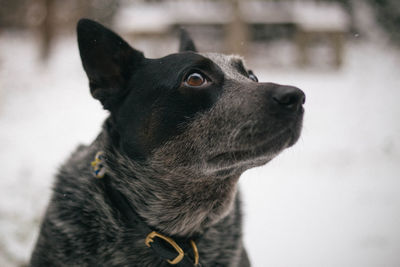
[30,19,305,266]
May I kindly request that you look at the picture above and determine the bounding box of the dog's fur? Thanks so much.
[30,19,305,266]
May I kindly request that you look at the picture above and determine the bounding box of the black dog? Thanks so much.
[30,19,305,266]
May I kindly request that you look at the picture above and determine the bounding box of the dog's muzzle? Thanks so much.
[271,85,305,112]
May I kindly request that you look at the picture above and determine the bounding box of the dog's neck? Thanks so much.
[99,131,240,237]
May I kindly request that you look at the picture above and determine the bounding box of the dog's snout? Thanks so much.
[272,85,305,110]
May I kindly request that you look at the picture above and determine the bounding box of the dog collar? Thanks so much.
[91,151,201,266]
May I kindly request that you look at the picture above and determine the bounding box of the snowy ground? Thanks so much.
[0,32,399,267]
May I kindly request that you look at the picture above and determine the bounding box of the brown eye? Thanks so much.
[185,72,207,87]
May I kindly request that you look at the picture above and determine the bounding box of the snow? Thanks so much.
[0,31,399,267]
[241,42,400,266]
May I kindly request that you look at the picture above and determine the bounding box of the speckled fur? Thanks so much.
[30,131,248,266]
[30,20,304,267]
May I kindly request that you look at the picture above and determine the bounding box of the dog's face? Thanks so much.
[77,19,305,178]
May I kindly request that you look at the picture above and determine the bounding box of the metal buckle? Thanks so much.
[145,231,184,265]
[190,240,199,265]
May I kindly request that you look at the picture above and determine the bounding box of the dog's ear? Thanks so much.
[77,19,144,109]
[179,28,197,52]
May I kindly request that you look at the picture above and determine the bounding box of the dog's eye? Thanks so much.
[185,72,207,87]
[248,72,258,82]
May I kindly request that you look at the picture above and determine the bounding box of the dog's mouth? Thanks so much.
[207,119,302,169]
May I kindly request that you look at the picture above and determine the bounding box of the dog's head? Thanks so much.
[77,19,305,178]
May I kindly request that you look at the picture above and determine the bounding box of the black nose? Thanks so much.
[272,85,305,110]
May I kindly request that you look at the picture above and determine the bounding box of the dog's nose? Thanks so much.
[272,85,305,111]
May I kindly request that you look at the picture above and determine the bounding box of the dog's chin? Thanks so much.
[207,123,302,172]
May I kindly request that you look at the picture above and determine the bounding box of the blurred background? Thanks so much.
[0,0,399,266]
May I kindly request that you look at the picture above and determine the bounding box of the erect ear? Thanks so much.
[77,19,144,110]
[179,28,197,52]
